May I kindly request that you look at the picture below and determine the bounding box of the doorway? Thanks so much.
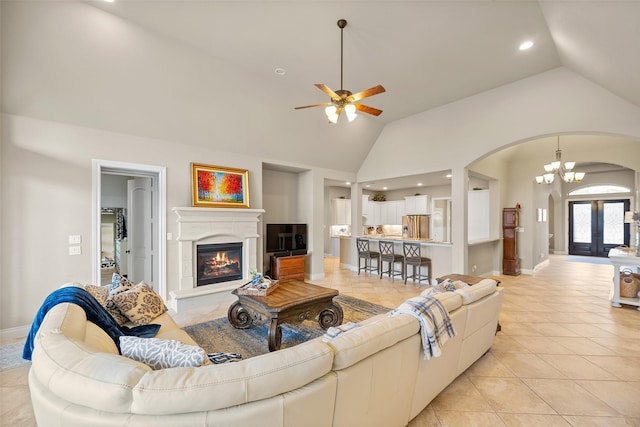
[568,199,630,257]
[92,160,167,299]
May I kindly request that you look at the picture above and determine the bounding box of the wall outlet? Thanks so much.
[167,232,173,241]
[69,246,81,255]
[68,235,81,244]
[472,264,477,272]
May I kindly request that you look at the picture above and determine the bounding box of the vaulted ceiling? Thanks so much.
[2,1,639,173]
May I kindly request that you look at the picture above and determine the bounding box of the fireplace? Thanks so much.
[196,242,243,286]
[171,207,264,313]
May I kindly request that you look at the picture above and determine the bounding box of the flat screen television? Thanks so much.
[265,223,307,254]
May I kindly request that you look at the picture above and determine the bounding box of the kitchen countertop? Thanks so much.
[358,235,452,246]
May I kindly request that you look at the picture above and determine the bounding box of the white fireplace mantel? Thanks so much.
[170,207,265,312]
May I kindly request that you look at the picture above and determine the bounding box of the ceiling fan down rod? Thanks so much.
[338,19,347,92]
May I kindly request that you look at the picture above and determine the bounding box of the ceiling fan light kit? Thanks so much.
[295,19,385,124]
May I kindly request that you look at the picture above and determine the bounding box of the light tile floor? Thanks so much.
[2,255,639,426]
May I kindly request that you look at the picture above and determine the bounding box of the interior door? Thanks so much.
[127,177,154,286]
[569,199,630,257]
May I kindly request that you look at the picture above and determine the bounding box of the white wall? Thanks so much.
[359,68,640,182]
[0,114,264,330]
[1,1,383,173]
[262,170,300,225]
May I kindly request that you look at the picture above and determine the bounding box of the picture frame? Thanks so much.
[191,163,250,208]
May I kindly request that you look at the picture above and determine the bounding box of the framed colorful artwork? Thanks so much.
[191,163,250,208]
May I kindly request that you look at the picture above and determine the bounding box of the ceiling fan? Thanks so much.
[295,19,385,124]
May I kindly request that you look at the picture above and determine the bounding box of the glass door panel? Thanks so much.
[572,203,592,243]
[603,202,624,245]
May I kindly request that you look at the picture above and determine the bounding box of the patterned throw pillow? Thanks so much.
[119,336,208,370]
[207,352,242,364]
[84,284,109,306]
[105,274,136,325]
[111,283,167,326]
[110,273,136,293]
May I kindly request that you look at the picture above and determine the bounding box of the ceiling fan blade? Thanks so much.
[315,84,340,100]
[294,103,332,110]
[348,85,386,103]
[354,103,383,116]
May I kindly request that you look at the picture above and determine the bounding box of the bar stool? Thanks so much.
[403,242,432,287]
[356,238,380,276]
[379,240,404,282]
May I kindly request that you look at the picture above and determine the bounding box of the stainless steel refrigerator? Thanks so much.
[402,215,430,239]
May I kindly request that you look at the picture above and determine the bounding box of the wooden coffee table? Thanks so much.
[228,280,344,351]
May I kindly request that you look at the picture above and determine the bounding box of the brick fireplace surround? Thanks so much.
[169,207,265,312]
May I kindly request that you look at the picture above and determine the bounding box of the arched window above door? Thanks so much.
[569,185,630,196]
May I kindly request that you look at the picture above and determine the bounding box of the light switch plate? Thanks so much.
[69,246,81,255]
[68,235,81,244]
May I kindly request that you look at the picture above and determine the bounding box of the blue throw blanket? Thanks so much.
[389,295,456,360]
[23,286,161,360]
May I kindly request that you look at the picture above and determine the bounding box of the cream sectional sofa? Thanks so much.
[28,282,504,427]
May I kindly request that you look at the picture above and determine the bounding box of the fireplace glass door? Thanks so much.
[197,242,243,286]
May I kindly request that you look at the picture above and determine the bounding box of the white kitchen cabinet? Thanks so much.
[383,200,404,225]
[371,202,382,226]
[404,195,430,215]
[332,199,351,225]
[331,237,340,256]
[362,196,372,225]
[468,190,490,241]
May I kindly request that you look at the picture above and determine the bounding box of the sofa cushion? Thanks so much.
[119,336,208,370]
[454,279,498,304]
[130,340,335,414]
[30,303,150,413]
[433,291,463,312]
[326,313,419,370]
[111,283,167,325]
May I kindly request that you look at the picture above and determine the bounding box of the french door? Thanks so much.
[568,199,630,257]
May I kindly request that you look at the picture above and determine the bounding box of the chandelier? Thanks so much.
[535,137,586,184]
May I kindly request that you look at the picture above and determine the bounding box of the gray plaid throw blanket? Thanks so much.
[389,295,456,360]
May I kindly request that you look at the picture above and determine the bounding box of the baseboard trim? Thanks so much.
[0,325,30,342]
[534,259,550,272]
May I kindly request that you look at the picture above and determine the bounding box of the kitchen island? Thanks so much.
[356,235,452,280]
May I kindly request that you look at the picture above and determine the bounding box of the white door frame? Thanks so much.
[92,159,167,300]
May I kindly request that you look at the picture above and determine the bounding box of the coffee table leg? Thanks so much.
[268,318,282,352]
[228,301,254,329]
[318,302,344,329]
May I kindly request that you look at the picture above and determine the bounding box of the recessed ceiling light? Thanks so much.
[274,68,286,76]
[345,181,351,185]
[417,183,423,187]
[519,41,534,51]
[382,187,388,190]
[104,0,114,3]
[365,184,371,188]
[445,174,452,179]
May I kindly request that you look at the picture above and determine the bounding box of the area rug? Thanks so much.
[184,295,390,359]
[566,255,611,265]
[0,341,30,372]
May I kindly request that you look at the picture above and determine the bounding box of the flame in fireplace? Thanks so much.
[197,244,243,286]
